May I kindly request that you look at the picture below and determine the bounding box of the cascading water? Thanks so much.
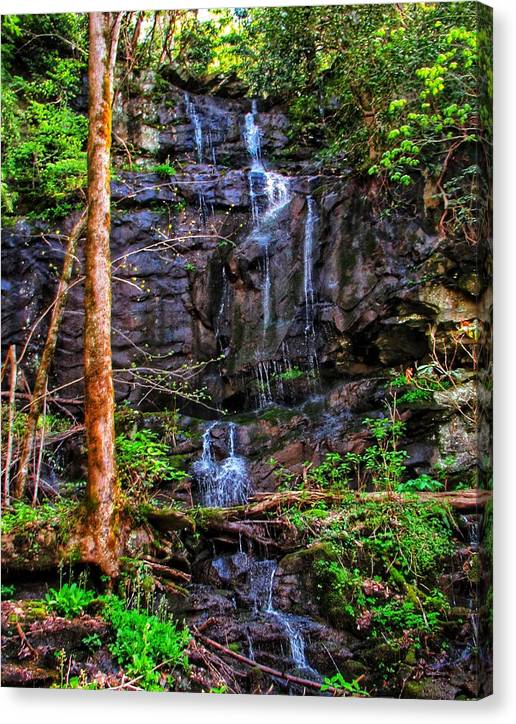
[184,92,215,225]
[184,92,204,164]
[242,101,291,333]
[244,100,262,165]
[193,423,250,507]
[302,195,320,380]
[248,559,319,676]
[303,196,317,336]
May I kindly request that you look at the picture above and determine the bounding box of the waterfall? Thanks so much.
[193,423,250,507]
[184,92,204,163]
[302,196,320,379]
[244,102,262,165]
[303,196,317,335]
[192,422,218,504]
[248,559,317,674]
[255,359,273,407]
[242,101,291,333]
[246,630,255,660]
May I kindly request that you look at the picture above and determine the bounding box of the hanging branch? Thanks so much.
[13,211,87,500]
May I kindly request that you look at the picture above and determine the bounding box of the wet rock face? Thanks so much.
[1,78,486,474]
[113,80,290,169]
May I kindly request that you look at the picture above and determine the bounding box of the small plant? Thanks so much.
[1,584,16,599]
[361,415,408,490]
[274,366,304,382]
[45,583,96,618]
[268,456,301,491]
[209,684,228,694]
[152,162,176,178]
[61,672,99,690]
[184,261,197,272]
[116,428,189,500]
[320,673,368,696]
[54,648,68,688]
[310,452,352,491]
[100,595,190,691]
[82,633,103,652]
[397,474,443,493]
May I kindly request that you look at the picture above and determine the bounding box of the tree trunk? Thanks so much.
[82,12,122,578]
[2,345,18,505]
[14,211,86,500]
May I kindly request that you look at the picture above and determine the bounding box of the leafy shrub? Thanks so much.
[397,474,444,493]
[100,595,190,691]
[361,417,408,490]
[372,599,441,634]
[310,452,352,490]
[45,583,96,618]
[0,499,80,536]
[81,633,103,652]
[116,429,189,498]
[1,584,16,599]
[152,162,176,177]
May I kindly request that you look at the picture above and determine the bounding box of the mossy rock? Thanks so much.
[361,642,402,666]
[6,599,49,624]
[279,542,337,575]
[258,406,299,425]
[401,677,461,700]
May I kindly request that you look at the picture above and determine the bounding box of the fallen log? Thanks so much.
[193,629,351,697]
[193,488,492,524]
[145,507,195,533]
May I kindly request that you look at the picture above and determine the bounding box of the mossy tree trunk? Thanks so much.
[82,12,123,579]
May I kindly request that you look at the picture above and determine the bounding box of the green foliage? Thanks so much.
[1,584,16,599]
[2,14,88,216]
[45,583,96,618]
[209,684,229,694]
[311,498,453,646]
[390,365,451,405]
[360,416,408,491]
[151,162,177,178]
[273,365,304,382]
[397,474,443,493]
[100,594,190,691]
[313,559,366,620]
[116,428,189,498]
[310,452,352,491]
[0,499,80,537]
[320,673,369,696]
[372,598,441,635]
[58,672,99,690]
[81,633,103,652]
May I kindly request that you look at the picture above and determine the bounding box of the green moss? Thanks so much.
[467,553,482,584]
[280,541,337,574]
[191,507,235,529]
[258,406,298,425]
[1,500,82,542]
